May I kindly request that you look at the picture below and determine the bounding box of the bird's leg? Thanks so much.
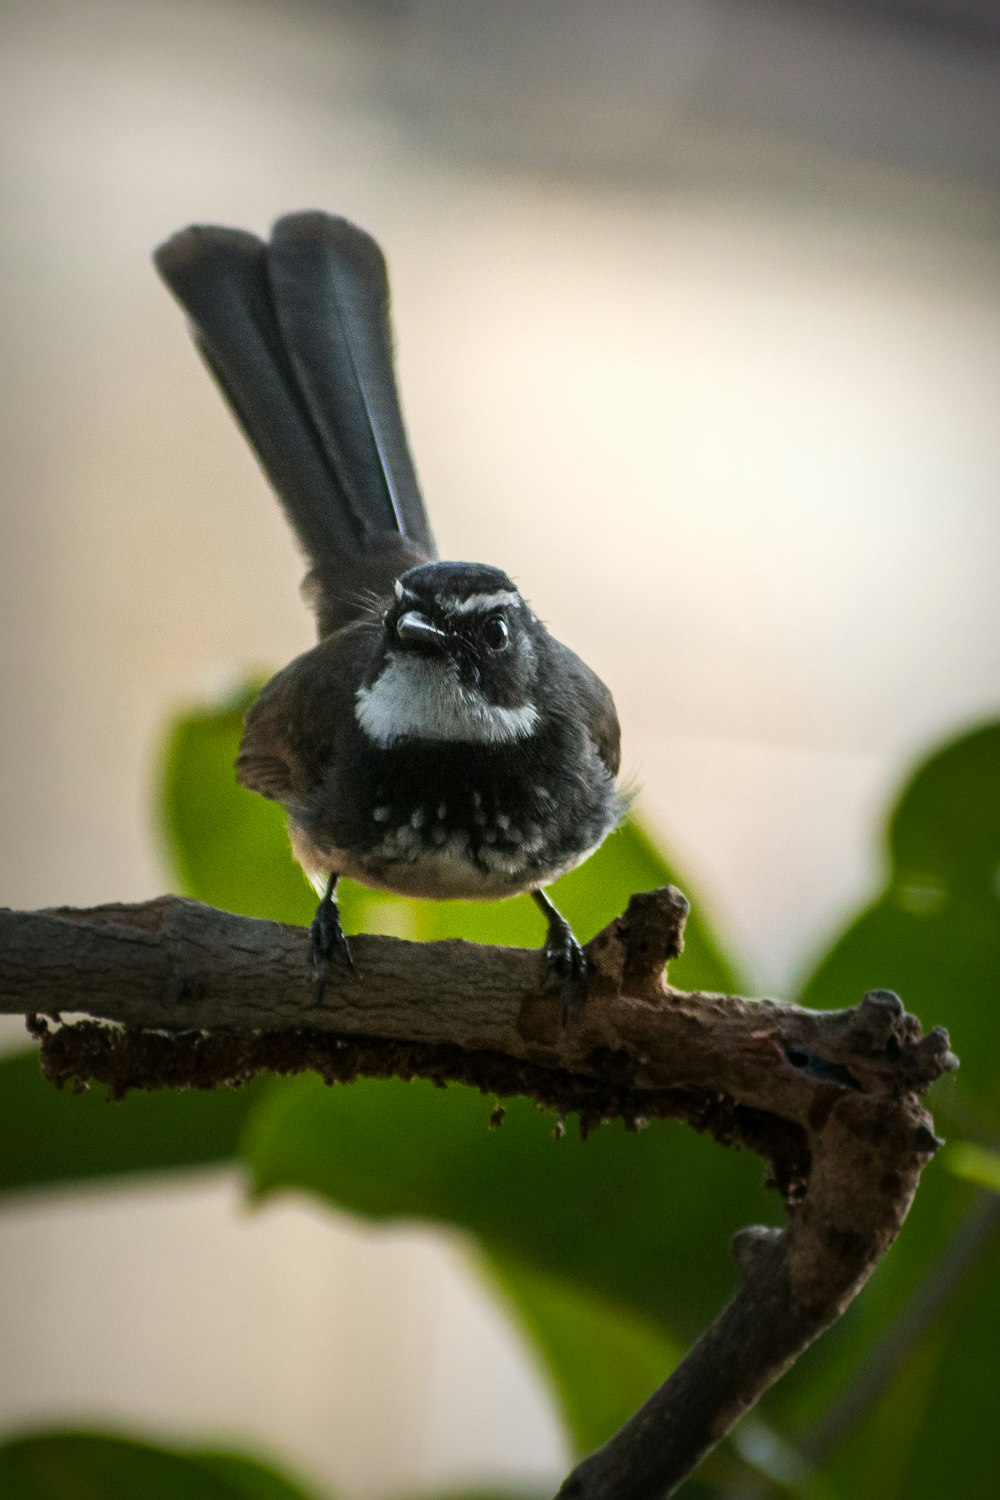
[309,873,354,996]
[531,888,587,1026]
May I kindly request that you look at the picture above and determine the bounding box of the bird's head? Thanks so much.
[355,561,544,747]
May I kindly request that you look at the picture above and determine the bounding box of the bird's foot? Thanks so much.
[533,890,588,1027]
[309,881,354,1000]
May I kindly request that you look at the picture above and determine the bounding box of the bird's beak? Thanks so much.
[395,610,449,653]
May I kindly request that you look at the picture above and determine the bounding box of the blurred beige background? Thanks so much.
[2,0,999,1494]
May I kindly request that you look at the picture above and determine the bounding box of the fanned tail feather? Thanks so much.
[154,212,436,623]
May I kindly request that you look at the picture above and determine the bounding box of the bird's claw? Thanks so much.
[543,917,588,1028]
[309,896,354,1000]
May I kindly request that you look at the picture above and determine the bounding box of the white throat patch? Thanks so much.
[355,655,539,747]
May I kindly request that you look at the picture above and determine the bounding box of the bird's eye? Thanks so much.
[482,615,509,652]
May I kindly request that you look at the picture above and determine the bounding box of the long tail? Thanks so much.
[154,211,436,629]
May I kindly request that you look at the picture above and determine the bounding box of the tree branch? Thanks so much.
[0,887,956,1500]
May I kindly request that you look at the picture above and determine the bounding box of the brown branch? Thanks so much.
[0,887,956,1500]
[800,1188,1000,1467]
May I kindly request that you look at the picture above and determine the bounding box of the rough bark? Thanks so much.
[0,887,956,1500]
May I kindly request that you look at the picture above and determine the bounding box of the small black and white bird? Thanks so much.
[155,211,625,1018]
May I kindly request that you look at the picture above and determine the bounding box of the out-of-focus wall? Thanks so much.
[2,1,998,1494]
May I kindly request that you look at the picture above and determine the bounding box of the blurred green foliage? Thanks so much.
[481,1253,682,1458]
[774,721,1000,1500]
[946,1142,1000,1196]
[0,1432,325,1500]
[0,1049,265,1196]
[3,690,998,1500]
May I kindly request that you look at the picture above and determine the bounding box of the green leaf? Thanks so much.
[192,1448,328,1500]
[795,1244,1000,1500]
[945,1142,1000,1196]
[395,1494,547,1500]
[796,720,1000,1132]
[765,721,1000,1499]
[0,1048,267,1198]
[482,1252,682,1456]
[0,1431,329,1500]
[158,679,315,927]
[242,1074,775,1348]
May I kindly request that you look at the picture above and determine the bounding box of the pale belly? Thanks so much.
[289,819,598,902]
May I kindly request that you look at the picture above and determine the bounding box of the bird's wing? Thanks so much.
[551,642,621,777]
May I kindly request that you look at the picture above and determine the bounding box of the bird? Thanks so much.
[154,211,625,1021]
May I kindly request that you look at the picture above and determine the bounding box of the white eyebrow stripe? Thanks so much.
[440,589,521,615]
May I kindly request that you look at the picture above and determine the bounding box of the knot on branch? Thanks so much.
[832,989,959,1094]
[587,884,690,998]
[732,1224,783,1281]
